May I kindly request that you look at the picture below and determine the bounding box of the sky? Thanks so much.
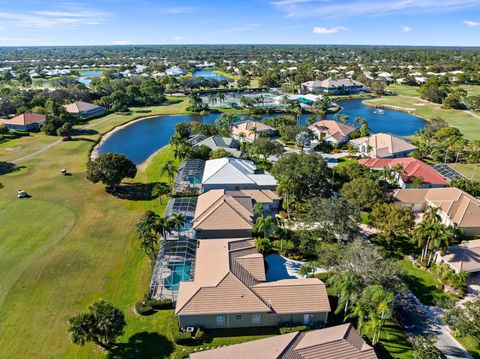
[0,0,479,46]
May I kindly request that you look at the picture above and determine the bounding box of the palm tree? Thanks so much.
[253,215,278,239]
[328,271,362,316]
[136,211,161,255]
[278,178,295,219]
[161,159,177,187]
[250,126,258,141]
[157,215,172,240]
[170,212,186,239]
[152,182,170,205]
[170,133,185,150]
[299,262,317,278]
[217,92,226,106]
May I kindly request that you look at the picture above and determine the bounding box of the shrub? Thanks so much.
[279,325,307,334]
[170,316,194,345]
[194,327,205,340]
[135,301,153,315]
[144,298,173,310]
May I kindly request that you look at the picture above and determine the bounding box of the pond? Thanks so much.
[96,98,426,164]
[192,69,231,82]
[33,69,103,87]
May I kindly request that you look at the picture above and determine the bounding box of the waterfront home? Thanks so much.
[359,157,448,188]
[189,323,377,359]
[308,120,356,146]
[193,135,241,157]
[436,239,480,274]
[201,158,277,192]
[393,188,480,236]
[350,133,417,158]
[231,120,275,142]
[166,66,185,77]
[173,159,205,195]
[193,190,254,239]
[175,238,330,329]
[0,113,45,131]
[63,101,106,119]
[301,78,367,95]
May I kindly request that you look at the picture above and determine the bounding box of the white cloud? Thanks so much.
[401,25,412,32]
[313,26,348,34]
[463,20,480,27]
[111,40,134,45]
[272,0,480,18]
[171,36,185,41]
[160,7,197,14]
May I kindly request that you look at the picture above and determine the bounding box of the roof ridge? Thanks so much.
[202,159,228,183]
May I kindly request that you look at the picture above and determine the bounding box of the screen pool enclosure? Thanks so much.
[433,164,466,181]
[173,159,205,194]
[150,197,198,301]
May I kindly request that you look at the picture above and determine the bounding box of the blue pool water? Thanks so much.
[192,69,231,82]
[97,98,426,164]
[265,254,302,281]
[187,175,202,184]
[164,262,192,291]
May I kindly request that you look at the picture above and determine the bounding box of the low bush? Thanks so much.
[145,298,173,310]
[170,316,194,345]
[279,325,307,334]
[194,327,205,340]
[135,301,153,315]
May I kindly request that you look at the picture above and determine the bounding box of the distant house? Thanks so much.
[308,120,356,146]
[190,323,377,359]
[175,238,330,329]
[393,188,480,236]
[63,101,106,119]
[201,158,277,192]
[165,66,185,77]
[193,135,241,157]
[302,78,367,94]
[231,121,275,142]
[0,113,45,131]
[436,239,480,273]
[359,157,448,188]
[193,190,254,239]
[350,133,417,158]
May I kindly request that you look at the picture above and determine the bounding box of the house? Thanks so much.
[436,240,480,274]
[166,66,185,77]
[232,189,280,214]
[302,78,367,95]
[173,159,205,195]
[201,158,277,192]
[392,188,480,236]
[175,238,330,329]
[0,113,45,131]
[193,190,254,239]
[190,323,377,359]
[193,135,241,157]
[359,157,448,188]
[308,120,356,146]
[231,121,275,142]
[350,133,417,158]
[63,101,106,119]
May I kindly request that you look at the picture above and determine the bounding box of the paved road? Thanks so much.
[10,114,120,164]
[396,293,472,359]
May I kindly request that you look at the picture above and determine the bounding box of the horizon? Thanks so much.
[0,0,479,47]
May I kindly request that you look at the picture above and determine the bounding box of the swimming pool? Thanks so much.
[187,175,202,184]
[164,261,192,291]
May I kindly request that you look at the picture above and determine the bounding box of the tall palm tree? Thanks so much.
[157,216,172,240]
[170,212,186,239]
[217,92,226,106]
[253,215,278,239]
[328,271,362,316]
[160,159,177,187]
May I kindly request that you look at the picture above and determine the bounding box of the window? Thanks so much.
[216,315,225,326]
[234,314,243,320]
[252,313,261,324]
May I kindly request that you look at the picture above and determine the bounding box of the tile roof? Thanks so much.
[303,78,366,89]
[202,158,277,187]
[359,157,447,185]
[350,133,417,158]
[226,189,280,204]
[0,113,45,126]
[308,120,355,141]
[176,239,330,317]
[63,101,103,113]
[231,121,275,141]
[190,323,377,359]
[438,239,480,273]
[193,189,253,231]
[194,135,241,156]
[393,188,480,230]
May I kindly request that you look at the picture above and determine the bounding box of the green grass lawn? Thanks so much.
[400,260,457,307]
[448,163,480,181]
[387,84,480,98]
[457,335,480,359]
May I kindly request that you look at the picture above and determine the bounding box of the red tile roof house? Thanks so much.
[308,120,356,146]
[359,157,448,188]
[175,238,330,329]
[190,323,377,359]
[63,101,106,119]
[0,113,46,131]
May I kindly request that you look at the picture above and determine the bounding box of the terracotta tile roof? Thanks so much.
[252,279,330,314]
[176,239,331,317]
[193,189,253,231]
[190,323,377,359]
[231,121,275,141]
[63,101,103,113]
[0,113,45,126]
[350,133,417,158]
[393,188,480,230]
[359,157,447,185]
[439,239,480,273]
[226,189,280,204]
[308,120,355,141]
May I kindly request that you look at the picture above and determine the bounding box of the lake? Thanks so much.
[192,69,231,82]
[97,98,426,164]
[34,69,103,87]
